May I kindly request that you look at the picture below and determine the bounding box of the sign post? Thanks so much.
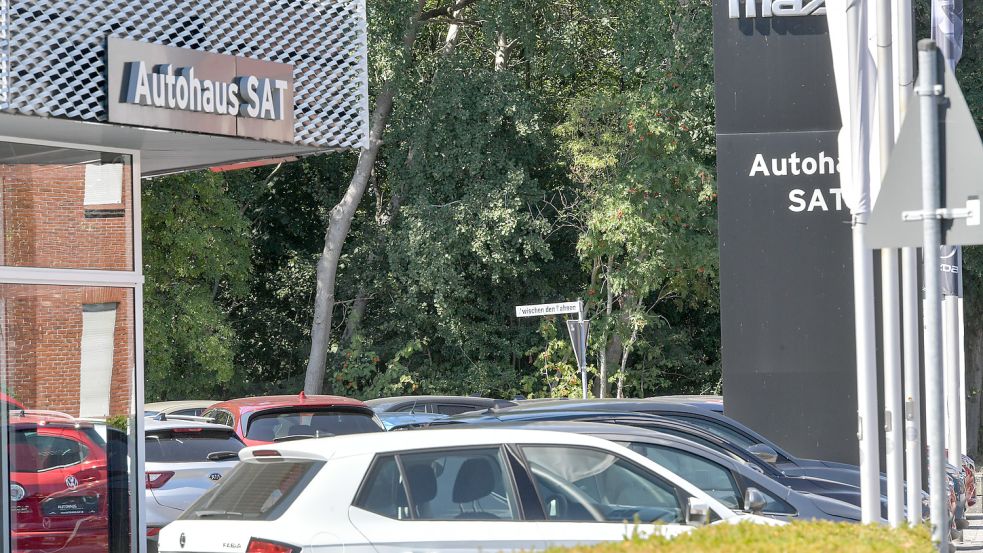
[916,42,947,547]
[516,300,590,398]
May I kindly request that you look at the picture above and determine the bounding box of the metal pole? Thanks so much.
[944,292,961,468]
[894,0,922,525]
[846,0,881,524]
[876,0,903,526]
[916,39,947,549]
[958,296,967,455]
[902,247,923,524]
[579,300,588,399]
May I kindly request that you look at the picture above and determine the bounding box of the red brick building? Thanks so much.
[0,160,135,417]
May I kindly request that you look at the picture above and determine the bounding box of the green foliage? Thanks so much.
[140,0,725,401]
[548,522,933,553]
[104,415,129,432]
[143,171,252,400]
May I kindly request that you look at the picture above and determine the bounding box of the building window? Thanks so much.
[83,163,124,206]
[78,303,118,419]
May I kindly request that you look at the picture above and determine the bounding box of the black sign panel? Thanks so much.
[713,2,839,134]
[714,1,861,463]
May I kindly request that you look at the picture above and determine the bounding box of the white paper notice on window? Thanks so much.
[83,163,124,205]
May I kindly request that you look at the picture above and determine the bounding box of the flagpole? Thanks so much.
[894,0,922,525]
[875,0,904,526]
[846,0,881,524]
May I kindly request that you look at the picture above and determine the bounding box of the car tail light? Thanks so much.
[252,450,281,458]
[145,472,174,489]
[173,428,203,433]
[246,538,300,553]
[146,527,162,537]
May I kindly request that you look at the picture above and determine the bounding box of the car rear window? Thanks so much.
[245,409,382,442]
[9,430,89,473]
[146,429,245,463]
[181,459,323,521]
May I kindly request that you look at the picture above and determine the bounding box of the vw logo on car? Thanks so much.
[64,475,79,490]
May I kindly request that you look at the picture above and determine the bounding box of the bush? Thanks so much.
[548,521,933,553]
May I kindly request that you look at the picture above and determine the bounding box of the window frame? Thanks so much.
[0,135,144,553]
[353,444,524,522]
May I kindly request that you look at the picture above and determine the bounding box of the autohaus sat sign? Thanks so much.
[107,38,295,143]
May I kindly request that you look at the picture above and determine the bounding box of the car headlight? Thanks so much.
[10,483,26,502]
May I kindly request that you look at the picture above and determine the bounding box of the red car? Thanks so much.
[202,392,384,447]
[8,411,109,553]
[3,391,26,411]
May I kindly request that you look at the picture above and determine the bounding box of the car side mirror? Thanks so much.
[747,443,779,464]
[744,487,767,515]
[685,498,710,527]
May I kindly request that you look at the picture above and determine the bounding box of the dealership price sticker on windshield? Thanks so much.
[515,301,581,317]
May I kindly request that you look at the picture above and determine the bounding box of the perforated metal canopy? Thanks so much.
[0,0,368,171]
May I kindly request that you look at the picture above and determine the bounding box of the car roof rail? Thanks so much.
[151,413,217,423]
[11,409,77,421]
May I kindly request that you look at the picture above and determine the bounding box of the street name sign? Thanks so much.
[516,299,590,398]
[515,302,581,318]
[868,62,983,248]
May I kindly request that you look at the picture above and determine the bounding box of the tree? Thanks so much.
[142,171,251,400]
[304,0,486,394]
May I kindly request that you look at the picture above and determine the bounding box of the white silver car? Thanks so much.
[145,418,244,548]
[158,428,775,553]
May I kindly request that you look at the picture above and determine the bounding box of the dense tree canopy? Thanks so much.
[143,0,724,402]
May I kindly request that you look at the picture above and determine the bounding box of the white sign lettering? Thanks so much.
[515,302,581,318]
[122,61,289,121]
[729,0,826,19]
[748,152,838,177]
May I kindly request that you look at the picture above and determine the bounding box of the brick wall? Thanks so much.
[0,161,134,417]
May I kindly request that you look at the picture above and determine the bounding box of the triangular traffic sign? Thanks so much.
[566,319,590,370]
[868,56,983,248]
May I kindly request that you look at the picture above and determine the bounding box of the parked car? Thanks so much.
[202,392,384,447]
[947,461,968,533]
[365,395,516,415]
[963,454,977,507]
[376,411,449,430]
[468,420,865,523]
[8,410,109,553]
[430,409,902,518]
[159,428,778,553]
[486,399,911,499]
[144,418,246,552]
[3,391,26,411]
[145,400,219,418]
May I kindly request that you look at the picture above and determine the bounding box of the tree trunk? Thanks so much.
[597,255,614,398]
[304,11,422,394]
[494,32,512,71]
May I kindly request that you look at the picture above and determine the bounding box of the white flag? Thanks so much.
[827,0,883,218]
[932,0,963,71]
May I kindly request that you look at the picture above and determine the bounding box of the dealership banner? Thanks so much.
[714,0,862,463]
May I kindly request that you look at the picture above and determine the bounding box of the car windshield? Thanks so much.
[245,409,382,441]
[146,429,245,463]
[181,459,323,521]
